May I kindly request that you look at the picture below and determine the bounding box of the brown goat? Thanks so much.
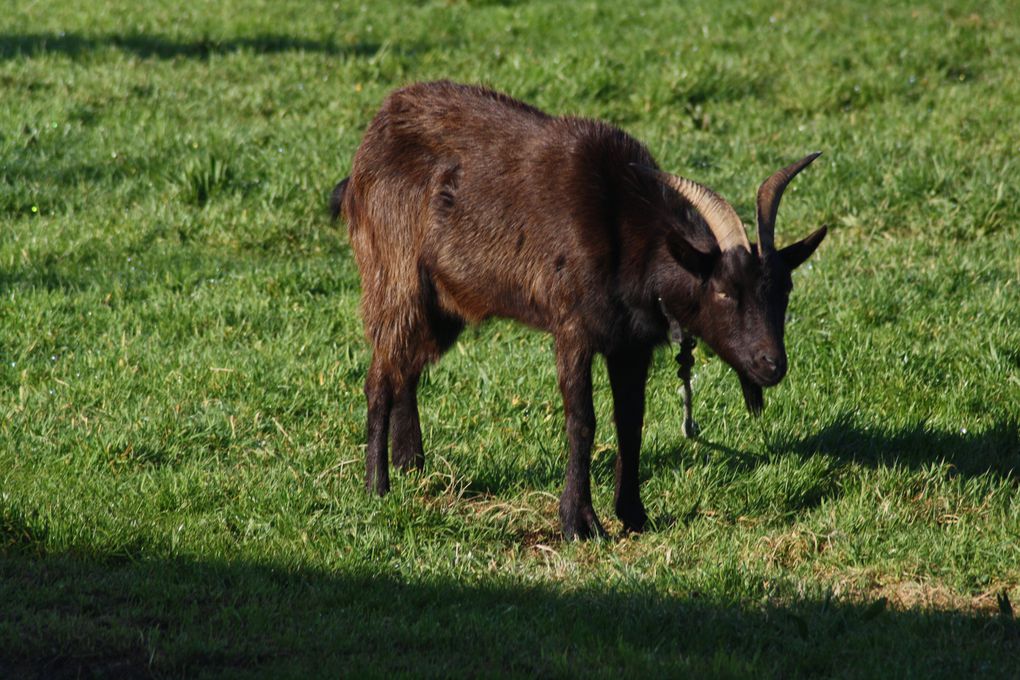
[334,81,826,539]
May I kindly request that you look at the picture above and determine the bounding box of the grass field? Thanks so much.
[2,0,1019,676]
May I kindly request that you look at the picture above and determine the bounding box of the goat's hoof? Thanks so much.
[392,449,425,473]
[616,502,648,534]
[560,504,608,541]
[365,474,390,496]
[683,419,700,439]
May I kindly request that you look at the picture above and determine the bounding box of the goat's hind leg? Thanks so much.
[390,370,424,472]
[365,353,424,491]
[387,265,467,473]
[388,286,464,475]
[364,356,393,495]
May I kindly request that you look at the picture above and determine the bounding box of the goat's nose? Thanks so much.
[758,353,787,381]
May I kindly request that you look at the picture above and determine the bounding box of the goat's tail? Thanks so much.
[329,177,350,221]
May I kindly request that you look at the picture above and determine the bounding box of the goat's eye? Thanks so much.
[716,291,731,301]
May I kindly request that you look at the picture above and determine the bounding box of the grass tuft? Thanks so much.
[173,154,238,207]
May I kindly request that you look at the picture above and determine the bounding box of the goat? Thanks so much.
[333,81,826,540]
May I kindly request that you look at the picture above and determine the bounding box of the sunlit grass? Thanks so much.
[1,0,1019,676]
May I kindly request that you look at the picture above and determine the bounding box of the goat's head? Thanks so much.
[645,153,827,414]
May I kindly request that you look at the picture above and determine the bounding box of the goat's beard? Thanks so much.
[738,374,764,416]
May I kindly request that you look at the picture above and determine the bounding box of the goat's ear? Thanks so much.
[666,231,716,279]
[630,162,718,277]
[779,225,827,270]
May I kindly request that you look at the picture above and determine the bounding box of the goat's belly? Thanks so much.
[428,240,591,330]
[429,263,554,330]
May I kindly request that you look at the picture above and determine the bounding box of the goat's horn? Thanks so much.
[755,152,821,254]
[641,167,751,253]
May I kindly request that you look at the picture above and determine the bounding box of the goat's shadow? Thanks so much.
[461,414,1019,502]
[773,413,1019,479]
[643,414,1019,480]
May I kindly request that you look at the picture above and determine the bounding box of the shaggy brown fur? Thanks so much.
[336,81,825,539]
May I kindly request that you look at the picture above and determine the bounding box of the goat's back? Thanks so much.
[345,81,657,341]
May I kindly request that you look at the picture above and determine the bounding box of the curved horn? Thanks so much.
[641,167,751,253]
[756,152,821,254]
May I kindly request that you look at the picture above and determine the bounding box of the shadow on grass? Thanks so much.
[640,415,1020,481]
[776,414,1020,480]
[0,32,386,61]
[1,549,1017,678]
[452,414,1020,505]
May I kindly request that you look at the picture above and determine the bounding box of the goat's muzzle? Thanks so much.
[749,351,787,387]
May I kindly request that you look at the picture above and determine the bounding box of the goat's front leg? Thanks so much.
[555,337,606,541]
[607,347,651,533]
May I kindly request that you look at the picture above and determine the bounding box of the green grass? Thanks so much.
[2,0,1019,676]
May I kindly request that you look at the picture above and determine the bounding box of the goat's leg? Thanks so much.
[607,348,652,533]
[555,338,606,540]
[364,357,393,495]
[390,371,424,472]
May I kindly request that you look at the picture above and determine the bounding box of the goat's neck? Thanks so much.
[648,243,702,332]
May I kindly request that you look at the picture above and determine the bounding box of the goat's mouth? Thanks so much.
[739,364,784,388]
[746,368,783,388]
[742,352,788,387]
